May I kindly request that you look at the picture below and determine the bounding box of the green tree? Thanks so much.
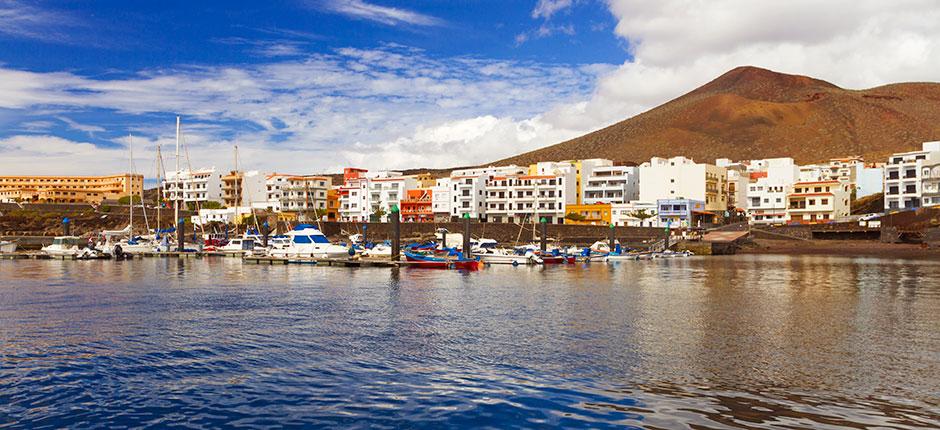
[629,209,654,220]
[187,201,225,210]
[370,206,387,222]
[565,212,587,222]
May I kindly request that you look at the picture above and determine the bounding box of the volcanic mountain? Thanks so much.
[496,66,940,166]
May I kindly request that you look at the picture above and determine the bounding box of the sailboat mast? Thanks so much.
[174,116,180,232]
[128,135,133,235]
[234,143,239,234]
[156,144,162,233]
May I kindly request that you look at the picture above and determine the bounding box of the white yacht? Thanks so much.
[268,224,350,259]
[218,237,257,254]
[41,236,99,258]
[474,248,542,265]
[99,226,155,255]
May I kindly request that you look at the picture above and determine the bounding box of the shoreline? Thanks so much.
[739,239,940,259]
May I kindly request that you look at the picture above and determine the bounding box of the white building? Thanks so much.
[222,170,267,209]
[485,173,576,224]
[448,165,526,220]
[265,174,331,215]
[857,164,885,198]
[786,180,851,224]
[799,164,824,182]
[638,156,729,212]
[190,206,253,226]
[717,159,750,210]
[745,158,799,225]
[884,141,940,210]
[610,201,661,227]
[431,177,452,221]
[163,168,223,205]
[582,162,639,205]
[367,171,417,222]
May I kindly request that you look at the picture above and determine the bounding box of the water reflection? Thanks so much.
[1,256,939,428]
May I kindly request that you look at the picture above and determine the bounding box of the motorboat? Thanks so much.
[0,240,17,253]
[268,224,351,259]
[361,243,393,258]
[654,250,694,258]
[218,237,257,254]
[474,248,542,265]
[41,236,101,258]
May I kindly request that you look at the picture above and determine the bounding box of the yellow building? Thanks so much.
[0,174,143,204]
[413,172,437,188]
[564,203,612,225]
[326,188,340,221]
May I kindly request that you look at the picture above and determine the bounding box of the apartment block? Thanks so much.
[582,162,639,205]
[431,178,452,222]
[656,199,710,227]
[163,168,224,205]
[745,158,799,225]
[884,142,940,210]
[786,180,851,224]
[400,188,433,222]
[449,165,526,220]
[0,173,143,204]
[265,173,331,216]
[639,156,729,213]
[222,170,267,208]
[485,173,576,224]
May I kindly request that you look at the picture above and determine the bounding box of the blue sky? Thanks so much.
[2,0,939,177]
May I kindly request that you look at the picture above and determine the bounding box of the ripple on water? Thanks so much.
[1,256,939,428]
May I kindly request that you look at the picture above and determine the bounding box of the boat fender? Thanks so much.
[113,245,124,260]
[512,260,519,267]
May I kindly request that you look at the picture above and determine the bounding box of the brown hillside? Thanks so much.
[497,66,940,166]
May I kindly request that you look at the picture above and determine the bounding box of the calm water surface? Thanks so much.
[1,256,939,428]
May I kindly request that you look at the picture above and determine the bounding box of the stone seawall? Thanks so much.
[314,222,664,246]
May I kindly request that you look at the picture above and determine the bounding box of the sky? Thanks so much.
[2,0,940,178]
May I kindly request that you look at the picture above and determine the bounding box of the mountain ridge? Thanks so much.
[495,66,940,166]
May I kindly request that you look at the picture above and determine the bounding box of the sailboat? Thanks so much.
[99,135,155,255]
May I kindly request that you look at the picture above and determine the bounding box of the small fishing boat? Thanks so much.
[540,254,575,264]
[404,252,481,270]
[474,248,541,265]
[0,240,17,254]
[218,237,257,254]
[361,243,393,258]
[654,250,694,258]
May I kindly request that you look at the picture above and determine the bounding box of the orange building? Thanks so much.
[400,188,433,222]
[0,173,143,204]
[326,188,340,221]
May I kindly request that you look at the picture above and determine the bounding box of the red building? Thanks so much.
[400,188,433,222]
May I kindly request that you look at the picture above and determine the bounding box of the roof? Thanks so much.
[788,192,834,197]
[793,180,841,185]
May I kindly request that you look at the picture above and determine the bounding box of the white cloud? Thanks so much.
[56,116,105,135]
[0,0,84,44]
[532,0,575,19]
[318,0,442,27]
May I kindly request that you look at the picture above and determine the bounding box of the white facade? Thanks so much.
[857,165,884,198]
[786,180,851,224]
[638,156,729,212]
[884,141,940,210]
[231,170,267,207]
[448,165,526,220]
[485,173,576,224]
[339,176,370,222]
[163,168,223,205]
[190,206,253,226]
[582,163,639,205]
[610,201,661,227]
[265,174,331,214]
[367,172,417,222]
[431,177,452,218]
[745,158,799,225]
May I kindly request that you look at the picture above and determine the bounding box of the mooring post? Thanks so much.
[609,223,615,252]
[664,220,671,250]
[262,220,270,248]
[178,218,185,252]
[62,217,70,236]
[390,205,400,261]
[462,213,471,259]
[540,217,548,254]
[441,230,447,250]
